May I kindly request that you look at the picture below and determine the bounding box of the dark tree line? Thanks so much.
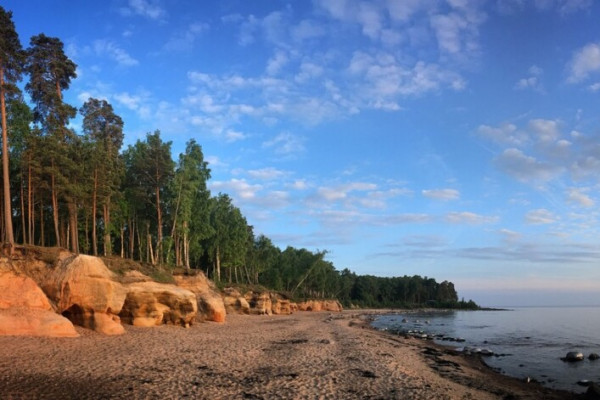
[0,6,477,308]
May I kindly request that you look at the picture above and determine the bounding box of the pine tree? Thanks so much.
[25,34,77,250]
[0,7,25,249]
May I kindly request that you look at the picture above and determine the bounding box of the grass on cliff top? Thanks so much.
[101,256,176,284]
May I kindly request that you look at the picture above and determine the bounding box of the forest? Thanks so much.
[0,7,476,309]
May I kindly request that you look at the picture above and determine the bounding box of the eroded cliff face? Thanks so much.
[223,288,342,315]
[296,300,343,312]
[0,248,206,336]
[174,274,226,323]
[0,269,79,337]
[0,247,343,337]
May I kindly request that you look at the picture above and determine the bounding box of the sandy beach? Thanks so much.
[0,311,582,399]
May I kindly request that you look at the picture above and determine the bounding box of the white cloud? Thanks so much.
[164,22,209,51]
[209,179,262,200]
[567,188,594,207]
[262,132,306,156]
[93,40,138,67]
[445,211,498,224]
[477,123,525,146]
[247,167,287,180]
[120,0,166,20]
[588,82,600,92]
[422,188,460,201]
[515,65,544,91]
[525,208,557,224]
[316,182,378,202]
[568,43,600,83]
[291,20,326,42]
[225,129,246,142]
[528,118,560,144]
[495,148,563,182]
[266,50,288,76]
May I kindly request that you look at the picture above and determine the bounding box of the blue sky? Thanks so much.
[6,0,600,307]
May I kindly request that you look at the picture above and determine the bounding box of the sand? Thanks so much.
[0,311,583,399]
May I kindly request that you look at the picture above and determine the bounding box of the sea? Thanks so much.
[371,306,600,394]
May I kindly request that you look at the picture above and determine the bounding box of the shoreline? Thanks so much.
[0,310,585,399]
[355,310,584,399]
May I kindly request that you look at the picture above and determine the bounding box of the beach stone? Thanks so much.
[174,274,226,323]
[41,254,127,334]
[120,281,197,327]
[564,351,584,362]
[587,383,600,399]
[222,288,251,314]
[0,270,78,337]
[589,353,600,360]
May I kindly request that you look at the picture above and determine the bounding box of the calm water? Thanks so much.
[371,307,600,393]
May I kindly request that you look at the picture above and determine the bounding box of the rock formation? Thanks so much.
[222,288,250,314]
[296,300,343,312]
[0,270,78,337]
[41,254,127,335]
[174,273,226,323]
[244,291,272,315]
[270,293,293,315]
[120,281,197,327]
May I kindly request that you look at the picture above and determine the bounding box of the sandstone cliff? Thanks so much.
[0,246,343,337]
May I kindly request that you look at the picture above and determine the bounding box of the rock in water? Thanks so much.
[589,353,600,360]
[564,351,584,362]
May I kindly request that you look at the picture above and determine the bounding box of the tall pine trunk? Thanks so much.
[91,169,97,255]
[103,198,111,256]
[0,67,14,249]
[50,162,60,247]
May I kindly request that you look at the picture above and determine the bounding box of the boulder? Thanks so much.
[41,254,127,334]
[589,353,600,360]
[120,282,197,327]
[564,351,584,362]
[222,288,250,315]
[245,291,272,315]
[0,270,78,337]
[174,274,226,323]
[0,308,79,337]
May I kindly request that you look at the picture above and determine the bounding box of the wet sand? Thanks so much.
[0,311,583,399]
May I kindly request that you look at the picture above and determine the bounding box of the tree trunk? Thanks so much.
[103,197,111,256]
[147,221,155,265]
[27,162,33,245]
[128,217,135,260]
[67,201,78,253]
[215,246,221,282]
[154,184,162,264]
[0,67,14,250]
[91,169,97,255]
[20,177,26,244]
[50,166,60,247]
[39,201,44,246]
[183,220,189,269]
[120,225,125,258]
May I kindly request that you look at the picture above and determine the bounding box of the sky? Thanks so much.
[4,0,600,307]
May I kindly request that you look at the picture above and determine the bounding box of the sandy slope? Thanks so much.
[0,311,582,399]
